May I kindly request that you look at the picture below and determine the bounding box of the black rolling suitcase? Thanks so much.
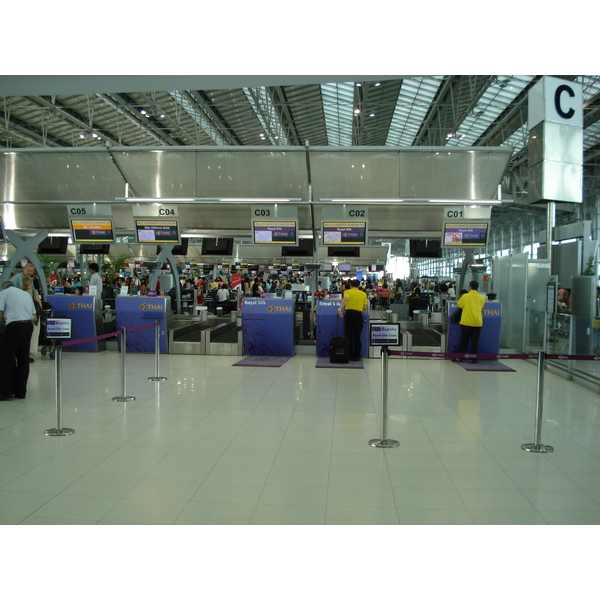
[329,336,349,363]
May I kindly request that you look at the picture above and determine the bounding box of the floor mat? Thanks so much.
[316,357,364,369]
[457,360,515,372]
[233,356,291,367]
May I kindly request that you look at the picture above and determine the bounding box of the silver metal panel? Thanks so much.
[1,151,124,202]
[528,122,583,165]
[552,240,581,287]
[508,253,528,351]
[492,255,511,347]
[310,151,400,198]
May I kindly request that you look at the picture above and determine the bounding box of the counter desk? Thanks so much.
[46,295,105,351]
[316,299,369,358]
[115,296,172,352]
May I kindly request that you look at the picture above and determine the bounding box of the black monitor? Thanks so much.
[409,239,442,258]
[38,237,68,254]
[202,237,234,256]
[157,238,189,255]
[80,244,110,254]
[281,238,314,257]
[327,246,360,258]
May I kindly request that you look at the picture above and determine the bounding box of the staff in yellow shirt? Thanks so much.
[453,280,485,363]
[338,279,369,361]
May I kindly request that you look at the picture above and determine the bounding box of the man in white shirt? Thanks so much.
[0,281,37,400]
[89,262,103,296]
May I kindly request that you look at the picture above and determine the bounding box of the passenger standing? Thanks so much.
[453,280,485,363]
[21,276,42,363]
[0,281,37,400]
[88,263,103,296]
[338,279,368,361]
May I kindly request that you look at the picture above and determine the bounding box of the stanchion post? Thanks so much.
[112,327,135,402]
[44,342,74,436]
[148,320,167,382]
[522,350,553,453]
[369,345,399,448]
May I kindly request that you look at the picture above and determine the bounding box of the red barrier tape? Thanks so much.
[62,322,157,347]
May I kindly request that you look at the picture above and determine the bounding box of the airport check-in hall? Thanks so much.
[0,75,599,534]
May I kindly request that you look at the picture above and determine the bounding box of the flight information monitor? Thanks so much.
[135,219,180,243]
[322,221,367,245]
[252,221,297,244]
[442,222,489,247]
[70,218,115,243]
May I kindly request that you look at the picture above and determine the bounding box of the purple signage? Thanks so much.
[242,298,295,355]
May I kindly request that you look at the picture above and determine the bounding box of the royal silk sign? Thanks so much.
[528,77,583,203]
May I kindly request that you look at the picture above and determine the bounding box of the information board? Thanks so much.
[442,222,489,247]
[322,221,367,245]
[45,317,72,339]
[70,218,115,243]
[135,219,180,243]
[369,323,401,346]
[252,221,297,244]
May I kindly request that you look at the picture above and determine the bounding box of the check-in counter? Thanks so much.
[241,298,295,355]
[46,295,105,351]
[116,296,171,352]
[315,299,369,358]
[447,301,502,353]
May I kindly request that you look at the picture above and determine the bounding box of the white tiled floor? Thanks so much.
[1,349,600,526]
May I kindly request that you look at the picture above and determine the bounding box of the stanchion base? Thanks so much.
[148,376,167,381]
[369,438,400,448]
[112,396,136,402]
[44,428,75,437]
[521,443,554,453]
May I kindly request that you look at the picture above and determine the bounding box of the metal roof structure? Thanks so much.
[0,75,599,263]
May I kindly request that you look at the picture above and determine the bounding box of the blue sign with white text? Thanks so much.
[242,298,295,355]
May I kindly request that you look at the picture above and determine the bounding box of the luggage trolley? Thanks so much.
[39,302,56,359]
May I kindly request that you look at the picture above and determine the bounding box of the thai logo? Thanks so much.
[267,305,292,313]
[69,302,93,309]
[140,303,163,311]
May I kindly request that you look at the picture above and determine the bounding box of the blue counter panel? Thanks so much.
[242,298,295,356]
[316,299,369,358]
[116,296,169,352]
[447,301,502,354]
[46,295,102,352]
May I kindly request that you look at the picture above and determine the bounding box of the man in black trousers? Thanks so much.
[0,281,37,400]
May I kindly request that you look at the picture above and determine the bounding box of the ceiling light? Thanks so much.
[218,198,297,203]
[124,197,195,203]
[428,199,501,204]
[324,198,404,203]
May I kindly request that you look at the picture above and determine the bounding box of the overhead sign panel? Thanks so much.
[322,221,367,245]
[252,220,298,244]
[442,222,489,247]
[70,218,115,243]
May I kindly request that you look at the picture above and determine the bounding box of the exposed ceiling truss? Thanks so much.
[1,75,600,194]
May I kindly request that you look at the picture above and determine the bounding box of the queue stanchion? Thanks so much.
[521,350,554,453]
[112,327,135,402]
[368,322,400,448]
[44,317,75,437]
[44,340,75,437]
[148,320,167,382]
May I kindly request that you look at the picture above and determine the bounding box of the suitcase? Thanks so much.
[329,336,349,363]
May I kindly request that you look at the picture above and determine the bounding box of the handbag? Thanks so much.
[451,308,462,324]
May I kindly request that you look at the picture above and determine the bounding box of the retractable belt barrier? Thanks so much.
[45,322,166,437]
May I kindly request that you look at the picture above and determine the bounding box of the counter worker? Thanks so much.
[88,262,103,296]
[338,279,368,361]
[453,280,485,364]
[0,281,37,400]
